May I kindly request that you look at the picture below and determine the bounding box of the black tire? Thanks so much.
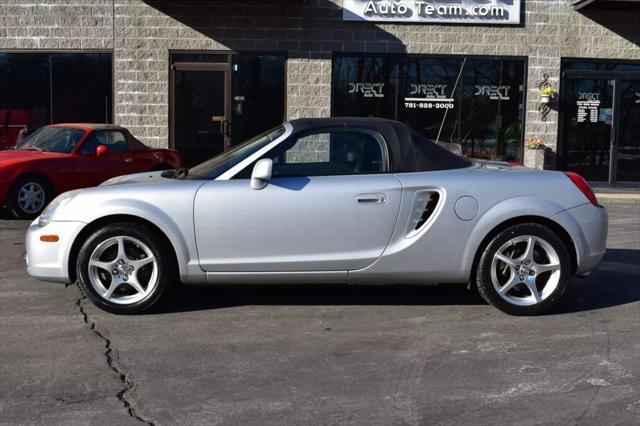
[76,222,176,314]
[7,175,52,219]
[475,223,571,316]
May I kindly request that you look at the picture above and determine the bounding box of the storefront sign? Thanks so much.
[474,85,511,100]
[405,82,453,109]
[343,0,521,25]
[348,82,385,98]
[577,92,600,123]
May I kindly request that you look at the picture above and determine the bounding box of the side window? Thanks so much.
[79,130,128,155]
[242,129,385,178]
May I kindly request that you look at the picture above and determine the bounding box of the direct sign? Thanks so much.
[343,0,522,25]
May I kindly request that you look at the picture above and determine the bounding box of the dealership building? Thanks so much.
[1,0,639,183]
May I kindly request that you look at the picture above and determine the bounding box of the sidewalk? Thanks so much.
[592,184,640,203]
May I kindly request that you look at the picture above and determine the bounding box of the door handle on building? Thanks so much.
[222,120,231,138]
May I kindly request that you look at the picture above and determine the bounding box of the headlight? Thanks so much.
[38,190,82,227]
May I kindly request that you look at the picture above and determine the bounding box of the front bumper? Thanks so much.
[25,220,85,283]
[553,203,608,275]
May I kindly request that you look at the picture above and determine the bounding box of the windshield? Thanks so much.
[16,126,86,153]
[185,125,286,180]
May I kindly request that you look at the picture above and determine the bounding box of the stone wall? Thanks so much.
[1,0,639,161]
[1,0,113,49]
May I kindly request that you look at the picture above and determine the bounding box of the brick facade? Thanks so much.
[1,0,639,163]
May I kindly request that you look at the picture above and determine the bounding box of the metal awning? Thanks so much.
[573,0,640,11]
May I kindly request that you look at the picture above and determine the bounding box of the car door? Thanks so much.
[73,129,137,186]
[125,131,161,171]
[193,128,402,272]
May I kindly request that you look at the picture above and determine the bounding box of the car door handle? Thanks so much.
[356,193,387,204]
[124,158,133,163]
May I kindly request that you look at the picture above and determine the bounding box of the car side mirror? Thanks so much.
[251,158,272,190]
[96,145,109,157]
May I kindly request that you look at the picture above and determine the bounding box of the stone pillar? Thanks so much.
[286,58,332,119]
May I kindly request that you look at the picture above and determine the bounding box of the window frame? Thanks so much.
[232,126,391,179]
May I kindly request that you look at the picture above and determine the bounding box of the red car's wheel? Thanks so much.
[7,175,52,220]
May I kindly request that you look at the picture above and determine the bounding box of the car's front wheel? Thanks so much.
[76,222,176,314]
[8,176,52,219]
[476,223,571,315]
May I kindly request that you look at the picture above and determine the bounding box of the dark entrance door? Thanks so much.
[617,78,640,182]
[172,63,230,168]
[561,69,640,184]
[170,53,286,168]
[561,76,615,182]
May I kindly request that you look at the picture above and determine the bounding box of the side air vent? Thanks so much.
[406,190,442,238]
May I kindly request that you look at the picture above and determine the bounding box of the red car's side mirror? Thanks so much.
[96,145,109,157]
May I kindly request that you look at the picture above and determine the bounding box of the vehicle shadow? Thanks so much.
[155,283,483,315]
[0,207,16,220]
[555,248,640,314]
[154,249,639,315]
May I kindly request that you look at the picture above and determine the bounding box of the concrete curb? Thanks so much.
[595,193,640,203]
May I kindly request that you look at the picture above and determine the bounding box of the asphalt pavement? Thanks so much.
[1,203,639,425]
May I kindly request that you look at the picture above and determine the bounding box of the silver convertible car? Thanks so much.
[25,118,607,315]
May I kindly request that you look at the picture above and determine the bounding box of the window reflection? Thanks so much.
[332,54,526,162]
[0,52,112,148]
[332,55,395,119]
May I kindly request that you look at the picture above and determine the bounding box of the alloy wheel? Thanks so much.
[490,235,562,306]
[88,236,158,305]
[18,182,46,215]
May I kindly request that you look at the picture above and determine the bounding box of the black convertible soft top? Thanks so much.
[289,117,471,173]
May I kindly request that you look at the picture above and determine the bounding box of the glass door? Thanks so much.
[616,79,640,182]
[172,63,230,168]
[561,77,615,182]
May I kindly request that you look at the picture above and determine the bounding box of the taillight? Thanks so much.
[564,172,600,207]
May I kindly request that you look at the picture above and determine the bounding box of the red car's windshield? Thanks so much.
[15,126,86,153]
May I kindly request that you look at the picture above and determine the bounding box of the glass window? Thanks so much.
[617,79,640,182]
[260,129,386,177]
[456,58,525,161]
[562,60,640,73]
[332,55,396,119]
[231,54,286,146]
[332,54,526,162]
[50,53,112,124]
[79,130,128,155]
[16,126,85,153]
[0,52,112,148]
[187,125,286,180]
[396,56,464,141]
[0,53,50,141]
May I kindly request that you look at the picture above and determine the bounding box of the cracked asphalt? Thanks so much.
[1,202,639,425]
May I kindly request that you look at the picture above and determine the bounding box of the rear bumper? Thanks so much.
[25,220,85,283]
[552,203,608,275]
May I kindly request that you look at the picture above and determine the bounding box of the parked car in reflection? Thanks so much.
[0,109,30,149]
[0,124,181,218]
[24,118,607,316]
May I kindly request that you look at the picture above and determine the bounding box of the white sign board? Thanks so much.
[343,0,521,25]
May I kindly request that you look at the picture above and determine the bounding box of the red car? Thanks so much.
[0,124,182,219]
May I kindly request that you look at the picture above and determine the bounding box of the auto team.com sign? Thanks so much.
[343,0,522,25]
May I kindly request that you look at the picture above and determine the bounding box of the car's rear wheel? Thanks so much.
[8,176,51,219]
[476,223,571,315]
[76,223,176,314]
